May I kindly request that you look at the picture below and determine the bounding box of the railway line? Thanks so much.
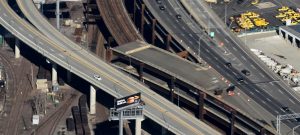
[5,57,32,135]
[96,0,142,45]
[32,93,78,135]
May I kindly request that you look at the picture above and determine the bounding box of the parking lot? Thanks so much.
[210,0,300,33]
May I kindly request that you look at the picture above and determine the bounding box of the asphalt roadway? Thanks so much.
[144,0,300,131]
[0,0,222,134]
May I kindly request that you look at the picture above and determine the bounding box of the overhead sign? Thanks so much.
[115,93,142,111]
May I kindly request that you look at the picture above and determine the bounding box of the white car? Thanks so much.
[93,74,102,81]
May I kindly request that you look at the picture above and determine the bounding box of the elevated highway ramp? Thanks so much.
[7,0,221,134]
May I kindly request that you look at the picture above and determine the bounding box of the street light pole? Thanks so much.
[224,3,227,25]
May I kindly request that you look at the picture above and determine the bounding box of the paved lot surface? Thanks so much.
[244,31,300,75]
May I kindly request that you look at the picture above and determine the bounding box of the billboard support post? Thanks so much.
[119,110,123,135]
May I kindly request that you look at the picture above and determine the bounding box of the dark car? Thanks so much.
[176,14,182,19]
[159,5,165,10]
[241,69,250,76]
[237,0,244,4]
[282,106,291,112]
[237,76,244,83]
[225,62,232,68]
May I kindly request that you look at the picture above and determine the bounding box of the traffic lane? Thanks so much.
[19,1,223,134]
[211,29,300,112]
[203,4,300,115]
[148,0,297,122]
[8,3,218,135]
[219,33,300,109]
[150,0,286,114]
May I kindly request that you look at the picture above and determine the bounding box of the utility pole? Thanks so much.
[224,3,227,25]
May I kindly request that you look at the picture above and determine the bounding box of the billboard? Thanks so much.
[115,93,142,111]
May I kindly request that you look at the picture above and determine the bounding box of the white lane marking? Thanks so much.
[266,98,271,102]
[189,41,193,44]
[250,91,254,95]
[279,90,283,94]
[242,56,246,60]
[259,72,265,78]
[233,47,237,51]
[28,34,33,39]
[289,99,295,104]
[255,89,260,93]
[250,64,255,68]
[18,26,24,31]
[49,48,55,52]
[216,29,220,33]
[205,48,210,52]
[214,57,218,60]
[262,100,266,104]
[224,38,229,43]
[182,27,186,30]
[274,110,279,114]
[189,34,193,37]
[3,13,7,17]
[270,82,274,86]
[181,33,185,36]
[232,57,237,61]
[58,54,64,58]
[10,20,15,24]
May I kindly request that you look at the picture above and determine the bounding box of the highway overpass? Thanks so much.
[0,0,222,134]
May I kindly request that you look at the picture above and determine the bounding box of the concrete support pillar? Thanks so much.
[106,47,113,62]
[151,19,157,45]
[164,34,172,51]
[230,110,236,135]
[140,4,145,35]
[138,63,144,82]
[279,29,283,37]
[67,70,72,83]
[292,37,296,47]
[15,39,20,59]
[52,63,58,85]
[90,85,96,114]
[169,77,175,102]
[135,118,142,135]
[197,92,206,120]
[56,0,61,30]
[285,33,289,42]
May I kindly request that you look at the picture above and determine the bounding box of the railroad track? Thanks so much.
[32,92,78,135]
[96,0,142,45]
[5,57,32,135]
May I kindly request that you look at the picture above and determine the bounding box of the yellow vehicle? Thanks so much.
[276,13,286,18]
[253,18,269,27]
[291,21,298,25]
[293,13,300,18]
[285,9,295,14]
[251,0,259,5]
[281,17,291,22]
[278,6,289,12]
